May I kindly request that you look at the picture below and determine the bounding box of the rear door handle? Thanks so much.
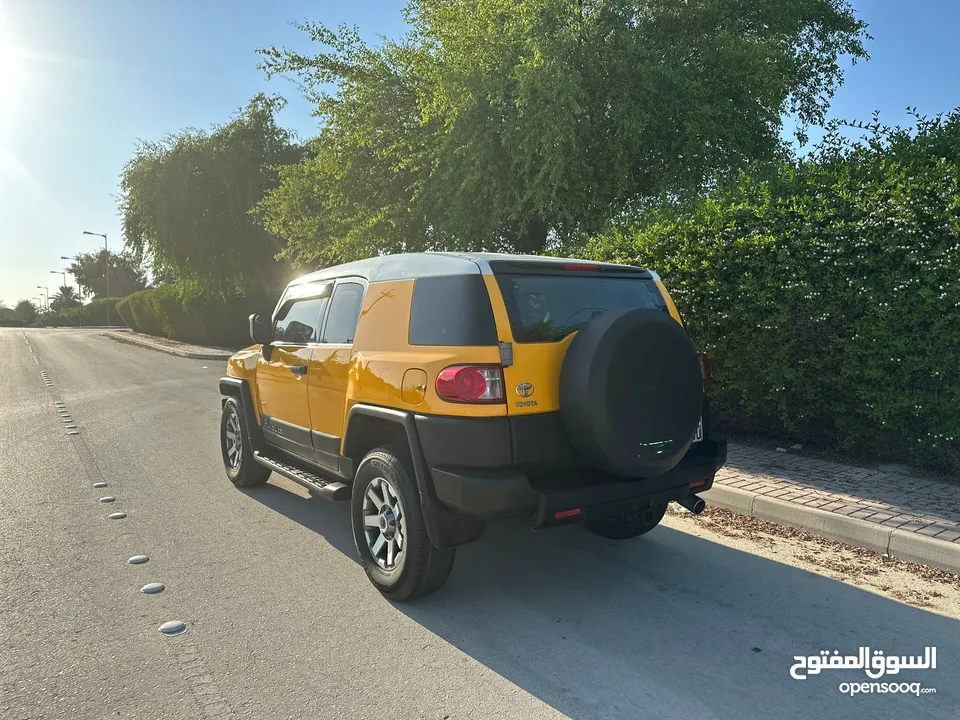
[290,365,308,377]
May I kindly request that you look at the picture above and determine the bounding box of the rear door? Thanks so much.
[257,285,330,459]
[483,260,673,417]
[307,280,365,471]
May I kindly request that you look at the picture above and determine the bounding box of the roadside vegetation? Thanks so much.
[41,0,960,472]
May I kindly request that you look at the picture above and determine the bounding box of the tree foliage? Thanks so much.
[257,0,867,266]
[585,109,960,472]
[50,286,81,312]
[14,299,38,323]
[68,250,148,300]
[120,94,304,297]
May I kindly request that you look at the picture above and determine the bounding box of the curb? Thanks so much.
[101,331,232,361]
[702,484,960,574]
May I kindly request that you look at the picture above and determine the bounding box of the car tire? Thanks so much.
[559,308,702,478]
[585,502,668,540]
[220,397,270,488]
[351,446,455,601]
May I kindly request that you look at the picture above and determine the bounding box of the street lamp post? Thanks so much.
[60,256,82,301]
[50,270,67,290]
[82,231,109,325]
[36,286,49,312]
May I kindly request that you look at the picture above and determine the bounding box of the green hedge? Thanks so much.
[58,297,124,327]
[585,114,960,472]
[116,285,272,348]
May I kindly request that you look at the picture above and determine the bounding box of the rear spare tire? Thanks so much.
[559,308,702,477]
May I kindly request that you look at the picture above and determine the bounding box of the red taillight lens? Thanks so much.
[697,353,711,381]
[565,263,597,272]
[435,365,505,403]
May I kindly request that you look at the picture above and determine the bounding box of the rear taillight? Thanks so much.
[565,263,598,272]
[697,353,711,381]
[435,365,505,403]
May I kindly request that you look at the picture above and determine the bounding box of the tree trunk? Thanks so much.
[511,216,550,255]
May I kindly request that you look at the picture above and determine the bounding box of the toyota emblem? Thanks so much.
[516,382,534,398]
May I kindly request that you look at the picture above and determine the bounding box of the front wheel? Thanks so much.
[585,502,667,540]
[351,446,455,601]
[220,397,270,488]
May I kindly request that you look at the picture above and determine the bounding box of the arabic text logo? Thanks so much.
[790,647,937,681]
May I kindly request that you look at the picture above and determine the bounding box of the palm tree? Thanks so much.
[50,286,81,312]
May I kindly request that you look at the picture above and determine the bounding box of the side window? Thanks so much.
[274,297,328,345]
[321,283,364,344]
[408,274,498,346]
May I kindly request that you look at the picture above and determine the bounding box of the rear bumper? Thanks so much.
[430,438,727,529]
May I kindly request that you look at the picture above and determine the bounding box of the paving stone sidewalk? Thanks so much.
[706,443,960,572]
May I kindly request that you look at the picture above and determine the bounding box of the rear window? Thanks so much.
[409,274,498,346]
[495,273,668,343]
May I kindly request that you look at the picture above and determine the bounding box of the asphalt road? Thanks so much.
[2,327,958,720]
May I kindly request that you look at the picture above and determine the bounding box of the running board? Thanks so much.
[253,451,350,501]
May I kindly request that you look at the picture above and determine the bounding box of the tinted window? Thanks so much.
[495,274,668,343]
[409,274,498,346]
[274,297,328,344]
[322,282,364,344]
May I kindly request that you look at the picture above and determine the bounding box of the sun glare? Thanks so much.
[0,3,25,132]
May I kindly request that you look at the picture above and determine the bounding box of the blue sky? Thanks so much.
[1,0,958,308]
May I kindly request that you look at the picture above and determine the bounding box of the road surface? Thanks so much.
[2,328,958,719]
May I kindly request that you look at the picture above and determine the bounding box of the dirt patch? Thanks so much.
[665,505,960,615]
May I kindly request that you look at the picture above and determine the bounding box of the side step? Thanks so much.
[253,451,350,501]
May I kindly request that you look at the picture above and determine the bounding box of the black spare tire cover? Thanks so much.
[559,308,703,478]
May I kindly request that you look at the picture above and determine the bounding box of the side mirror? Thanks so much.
[250,313,273,346]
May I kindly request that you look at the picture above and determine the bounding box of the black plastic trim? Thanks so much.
[261,414,314,459]
[310,430,342,472]
[311,429,340,454]
[487,259,652,278]
[344,404,486,548]
[415,414,513,469]
[219,377,265,454]
[433,439,727,528]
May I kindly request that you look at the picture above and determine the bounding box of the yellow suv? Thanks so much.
[219,253,726,600]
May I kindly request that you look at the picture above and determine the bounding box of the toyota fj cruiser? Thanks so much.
[219,252,727,600]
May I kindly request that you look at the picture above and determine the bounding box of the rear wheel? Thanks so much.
[351,446,455,601]
[220,397,270,488]
[585,502,667,540]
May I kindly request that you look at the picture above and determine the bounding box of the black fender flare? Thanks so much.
[219,377,266,454]
[344,404,485,549]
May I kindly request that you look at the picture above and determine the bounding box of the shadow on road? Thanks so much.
[245,481,959,719]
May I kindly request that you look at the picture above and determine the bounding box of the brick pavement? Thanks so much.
[715,443,960,544]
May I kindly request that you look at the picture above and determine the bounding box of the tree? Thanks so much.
[50,286,81,312]
[585,109,960,470]
[256,0,868,266]
[14,300,38,323]
[68,250,149,299]
[120,94,304,297]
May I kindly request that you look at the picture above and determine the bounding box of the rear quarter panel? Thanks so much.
[346,279,505,423]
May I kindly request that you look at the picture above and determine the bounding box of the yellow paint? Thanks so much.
[401,369,428,404]
[256,345,313,428]
[226,346,263,423]
[347,280,505,419]
[306,344,352,438]
[655,279,684,326]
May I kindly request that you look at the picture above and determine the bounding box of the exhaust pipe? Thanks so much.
[677,495,706,515]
